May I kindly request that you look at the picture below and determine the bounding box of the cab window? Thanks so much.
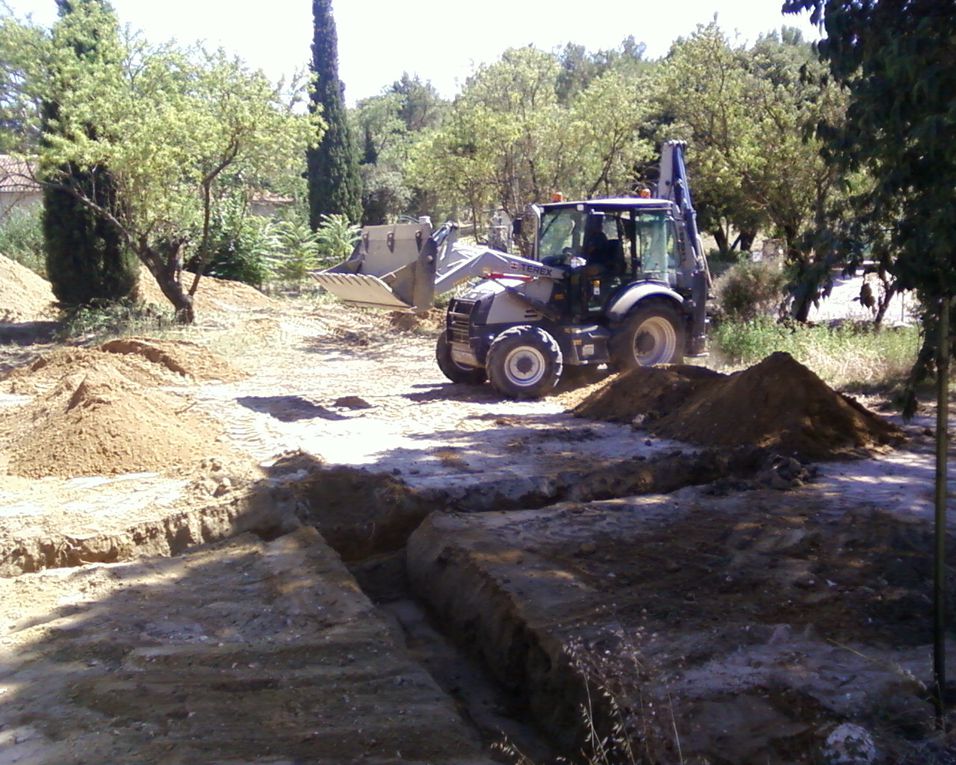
[635,212,678,284]
[538,209,583,260]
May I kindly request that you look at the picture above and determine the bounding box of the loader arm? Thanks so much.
[312,222,565,313]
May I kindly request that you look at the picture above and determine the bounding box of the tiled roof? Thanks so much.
[0,155,41,193]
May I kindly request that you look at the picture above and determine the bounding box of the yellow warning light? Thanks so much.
[550,192,565,202]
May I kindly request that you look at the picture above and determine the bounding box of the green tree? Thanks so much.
[784,0,956,715]
[306,0,361,227]
[782,0,956,393]
[0,5,320,322]
[353,91,413,224]
[653,23,846,320]
[650,25,761,256]
[407,47,651,233]
[42,0,139,307]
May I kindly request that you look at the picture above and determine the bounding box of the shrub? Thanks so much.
[0,206,45,275]
[268,219,321,282]
[714,259,788,322]
[191,196,278,288]
[315,213,360,268]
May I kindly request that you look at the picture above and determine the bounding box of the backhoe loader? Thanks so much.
[312,141,711,399]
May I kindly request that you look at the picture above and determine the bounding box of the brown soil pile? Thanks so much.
[0,254,56,322]
[100,338,245,382]
[2,338,242,395]
[573,352,902,460]
[569,364,723,424]
[2,347,175,395]
[138,270,273,315]
[1,364,225,478]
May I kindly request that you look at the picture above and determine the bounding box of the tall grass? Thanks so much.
[712,316,921,391]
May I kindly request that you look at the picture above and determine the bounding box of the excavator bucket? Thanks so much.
[311,222,437,312]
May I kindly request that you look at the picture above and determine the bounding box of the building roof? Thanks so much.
[0,155,41,193]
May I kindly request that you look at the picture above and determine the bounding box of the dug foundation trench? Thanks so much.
[4,418,956,763]
[5,439,955,763]
[0,445,784,764]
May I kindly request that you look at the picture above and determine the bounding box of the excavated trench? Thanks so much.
[289,444,787,761]
[0,443,810,762]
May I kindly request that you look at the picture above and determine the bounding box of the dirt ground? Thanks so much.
[0,268,954,764]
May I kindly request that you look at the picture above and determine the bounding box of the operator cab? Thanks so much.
[535,199,686,318]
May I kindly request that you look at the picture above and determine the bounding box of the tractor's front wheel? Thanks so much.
[486,325,563,399]
[610,302,685,369]
[436,333,487,385]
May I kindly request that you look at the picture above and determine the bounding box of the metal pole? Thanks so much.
[935,296,951,728]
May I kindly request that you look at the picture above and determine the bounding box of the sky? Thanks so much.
[4,0,820,104]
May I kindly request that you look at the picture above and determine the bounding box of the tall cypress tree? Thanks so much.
[306,0,362,227]
[42,0,138,307]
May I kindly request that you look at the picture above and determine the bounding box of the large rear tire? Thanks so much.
[436,333,486,384]
[610,302,685,370]
[486,325,563,399]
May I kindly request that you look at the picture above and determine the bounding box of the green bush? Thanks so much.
[192,196,278,288]
[0,206,45,276]
[268,219,321,282]
[713,259,788,322]
[315,213,360,268]
[43,174,140,306]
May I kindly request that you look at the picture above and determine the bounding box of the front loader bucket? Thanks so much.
[311,222,437,313]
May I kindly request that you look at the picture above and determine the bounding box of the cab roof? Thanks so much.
[540,197,677,213]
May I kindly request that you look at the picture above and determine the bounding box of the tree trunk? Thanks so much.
[738,229,756,253]
[135,237,195,323]
[712,228,729,257]
[873,283,899,329]
[933,296,951,727]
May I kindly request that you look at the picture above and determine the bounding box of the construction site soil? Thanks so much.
[0,258,954,764]
[571,354,903,460]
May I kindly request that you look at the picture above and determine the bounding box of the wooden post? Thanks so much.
[935,296,951,728]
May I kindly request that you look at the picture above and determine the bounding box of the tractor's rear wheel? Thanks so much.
[436,333,486,384]
[610,302,685,369]
[486,325,563,399]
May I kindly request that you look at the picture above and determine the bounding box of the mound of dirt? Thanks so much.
[573,352,902,460]
[137,270,273,315]
[100,338,245,382]
[2,364,226,478]
[0,254,56,322]
[2,338,243,395]
[2,347,176,395]
[569,364,723,424]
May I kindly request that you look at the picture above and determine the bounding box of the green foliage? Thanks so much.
[0,3,320,320]
[307,0,362,226]
[42,0,139,307]
[784,0,956,413]
[195,195,277,288]
[315,213,359,267]
[653,22,846,318]
[269,218,321,281]
[56,298,174,341]
[713,317,919,389]
[407,46,653,230]
[714,259,788,322]
[353,74,447,224]
[0,205,45,275]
